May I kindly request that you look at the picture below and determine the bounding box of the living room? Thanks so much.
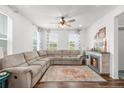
[0,1,124,90]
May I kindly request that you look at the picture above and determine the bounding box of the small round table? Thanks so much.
[0,72,10,88]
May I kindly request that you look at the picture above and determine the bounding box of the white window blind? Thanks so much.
[47,31,58,50]
[33,31,37,51]
[68,32,80,50]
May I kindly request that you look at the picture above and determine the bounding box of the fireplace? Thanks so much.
[90,55,100,73]
[86,51,110,74]
[91,57,98,69]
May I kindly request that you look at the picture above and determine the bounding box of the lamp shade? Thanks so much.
[0,47,4,58]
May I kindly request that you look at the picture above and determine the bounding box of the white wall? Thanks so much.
[85,6,124,79]
[80,29,86,51]
[118,30,124,70]
[0,6,37,54]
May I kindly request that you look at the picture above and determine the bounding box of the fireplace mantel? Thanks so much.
[86,51,110,74]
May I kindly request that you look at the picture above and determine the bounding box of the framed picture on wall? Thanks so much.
[98,27,106,39]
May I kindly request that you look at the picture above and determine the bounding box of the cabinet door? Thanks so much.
[102,54,110,74]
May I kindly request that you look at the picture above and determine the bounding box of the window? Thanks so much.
[0,13,7,56]
[47,31,58,50]
[33,31,37,51]
[68,32,80,50]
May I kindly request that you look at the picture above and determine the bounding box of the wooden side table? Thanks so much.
[0,72,10,88]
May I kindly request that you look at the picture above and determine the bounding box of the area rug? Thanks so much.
[41,66,106,82]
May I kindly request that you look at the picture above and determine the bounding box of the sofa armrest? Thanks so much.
[2,67,32,88]
[77,55,83,58]
[77,55,83,65]
[2,67,32,74]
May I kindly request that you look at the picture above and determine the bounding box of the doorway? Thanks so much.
[117,12,124,79]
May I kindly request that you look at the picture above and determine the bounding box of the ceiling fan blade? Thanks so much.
[65,23,72,27]
[67,19,76,22]
[54,14,70,19]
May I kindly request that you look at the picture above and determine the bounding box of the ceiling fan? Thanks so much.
[51,16,76,28]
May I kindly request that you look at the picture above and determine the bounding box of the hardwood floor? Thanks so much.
[34,67,124,88]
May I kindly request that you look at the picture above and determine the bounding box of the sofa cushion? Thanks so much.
[50,57,63,61]
[70,50,80,55]
[1,53,28,69]
[23,51,39,62]
[53,50,62,55]
[47,50,55,56]
[37,50,47,57]
[47,55,62,58]
[62,50,71,55]
[19,63,29,67]
[63,56,80,61]
[33,51,39,58]
[27,57,41,64]
[30,61,48,67]
[38,58,50,62]
[62,55,74,57]
[27,65,41,77]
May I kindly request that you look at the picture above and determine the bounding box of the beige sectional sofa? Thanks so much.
[0,50,83,88]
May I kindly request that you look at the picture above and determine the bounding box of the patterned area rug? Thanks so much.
[41,66,106,82]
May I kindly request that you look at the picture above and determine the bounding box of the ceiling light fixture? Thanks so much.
[79,24,82,27]
[59,23,66,28]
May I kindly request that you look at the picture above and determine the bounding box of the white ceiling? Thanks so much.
[10,5,118,29]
